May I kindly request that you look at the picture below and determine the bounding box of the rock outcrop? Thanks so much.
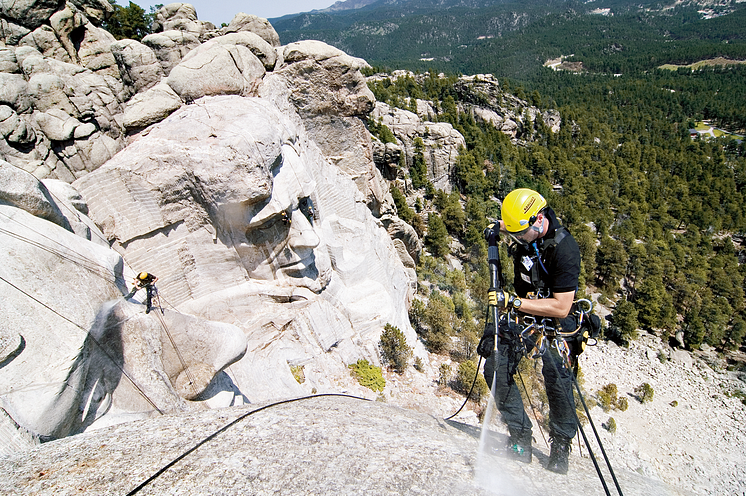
[371,101,466,193]
[0,0,565,462]
[73,95,417,407]
[0,396,696,496]
[0,1,428,449]
[0,160,248,447]
[368,71,562,193]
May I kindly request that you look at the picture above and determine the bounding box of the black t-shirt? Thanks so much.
[511,208,581,298]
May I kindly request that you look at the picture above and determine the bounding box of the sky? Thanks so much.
[133,1,336,26]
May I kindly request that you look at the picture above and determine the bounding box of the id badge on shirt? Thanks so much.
[521,255,533,284]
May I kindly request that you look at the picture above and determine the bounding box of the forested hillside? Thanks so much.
[368,68,746,354]
[273,0,746,78]
[104,0,746,352]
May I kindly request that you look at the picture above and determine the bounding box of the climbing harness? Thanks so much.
[447,223,621,495]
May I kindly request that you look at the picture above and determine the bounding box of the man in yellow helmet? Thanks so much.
[483,188,581,475]
[133,272,159,314]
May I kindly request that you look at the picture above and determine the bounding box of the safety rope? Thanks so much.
[543,346,623,496]
[126,393,371,495]
[572,373,624,495]
[151,299,199,398]
[1,209,199,403]
[0,275,163,415]
[0,223,122,287]
[516,367,549,448]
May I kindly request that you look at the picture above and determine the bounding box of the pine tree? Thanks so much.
[425,213,450,258]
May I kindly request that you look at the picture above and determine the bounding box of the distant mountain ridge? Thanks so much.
[321,0,380,12]
[271,0,746,78]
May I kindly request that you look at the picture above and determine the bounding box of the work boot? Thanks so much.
[506,430,533,463]
[546,437,571,474]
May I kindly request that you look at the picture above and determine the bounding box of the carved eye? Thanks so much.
[246,213,290,245]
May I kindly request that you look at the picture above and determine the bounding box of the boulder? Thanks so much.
[75,24,118,77]
[142,30,201,76]
[49,4,87,64]
[152,2,199,30]
[0,130,56,177]
[0,159,69,229]
[0,18,31,46]
[54,130,119,177]
[222,12,281,47]
[123,80,182,131]
[0,73,31,112]
[18,25,72,63]
[33,108,83,141]
[151,2,217,40]
[381,213,423,264]
[0,46,20,73]
[671,349,694,368]
[279,40,374,118]
[0,0,64,31]
[67,0,113,25]
[26,72,77,115]
[166,41,265,101]
[212,31,277,70]
[110,39,165,97]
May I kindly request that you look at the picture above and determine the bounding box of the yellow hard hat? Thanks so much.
[137,272,148,280]
[501,188,547,233]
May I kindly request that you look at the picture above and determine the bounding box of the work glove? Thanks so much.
[488,288,518,310]
[477,323,496,359]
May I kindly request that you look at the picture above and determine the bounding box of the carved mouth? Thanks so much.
[279,255,315,274]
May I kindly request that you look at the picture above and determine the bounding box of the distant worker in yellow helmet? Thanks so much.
[133,271,159,314]
[480,188,581,474]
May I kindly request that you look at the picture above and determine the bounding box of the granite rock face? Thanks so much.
[0,1,426,450]
[0,396,696,496]
[0,161,247,446]
[73,95,417,409]
[371,101,465,193]
[0,1,555,461]
[0,2,287,180]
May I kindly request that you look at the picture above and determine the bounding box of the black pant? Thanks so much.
[483,336,577,441]
[145,285,157,313]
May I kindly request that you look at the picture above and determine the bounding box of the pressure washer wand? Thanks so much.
[485,224,503,355]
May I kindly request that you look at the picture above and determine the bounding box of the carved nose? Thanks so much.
[288,209,319,249]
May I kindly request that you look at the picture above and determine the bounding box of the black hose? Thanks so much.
[126,393,370,495]
[445,356,483,421]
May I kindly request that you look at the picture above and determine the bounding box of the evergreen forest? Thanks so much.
[105,0,746,353]
[368,66,746,354]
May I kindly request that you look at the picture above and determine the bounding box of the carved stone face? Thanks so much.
[229,144,331,293]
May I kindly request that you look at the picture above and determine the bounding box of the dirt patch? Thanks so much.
[659,57,746,70]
